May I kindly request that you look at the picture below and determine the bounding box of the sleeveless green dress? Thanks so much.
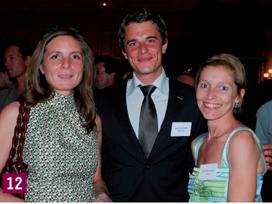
[23,93,98,202]
[188,127,266,202]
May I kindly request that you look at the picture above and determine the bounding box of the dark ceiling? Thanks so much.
[1,0,272,84]
[1,0,271,43]
[1,0,272,12]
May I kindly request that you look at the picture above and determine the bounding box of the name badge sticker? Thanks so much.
[199,163,218,180]
[170,122,192,137]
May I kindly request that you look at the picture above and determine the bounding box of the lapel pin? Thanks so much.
[177,96,183,101]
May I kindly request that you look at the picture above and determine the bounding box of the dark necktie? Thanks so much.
[138,85,158,157]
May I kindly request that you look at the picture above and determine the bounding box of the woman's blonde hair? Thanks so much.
[195,53,247,113]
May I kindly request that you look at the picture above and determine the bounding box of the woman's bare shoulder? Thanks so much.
[230,129,257,146]
[0,101,21,171]
[0,101,20,121]
[229,129,259,159]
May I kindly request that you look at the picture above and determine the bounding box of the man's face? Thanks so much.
[94,62,115,90]
[4,46,27,79]
[95,62,109,89]
[122,21,168,83]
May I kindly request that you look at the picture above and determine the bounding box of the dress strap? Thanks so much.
[221,127,267,173]
[193,133,207,165]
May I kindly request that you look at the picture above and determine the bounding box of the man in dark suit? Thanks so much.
[96,8,204,202]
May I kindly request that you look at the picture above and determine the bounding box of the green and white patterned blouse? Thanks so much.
[23,92,98,202]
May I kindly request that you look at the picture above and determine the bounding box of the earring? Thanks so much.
[234,103,240,109]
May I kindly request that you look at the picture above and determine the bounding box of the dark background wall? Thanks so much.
[1,0,272,86]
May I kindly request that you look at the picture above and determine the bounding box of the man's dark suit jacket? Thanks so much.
[96,79,204,202]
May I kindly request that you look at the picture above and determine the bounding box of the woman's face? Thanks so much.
[196,65,241,121]
[40,35,83,96]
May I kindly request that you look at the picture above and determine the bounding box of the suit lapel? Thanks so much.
[148,79,185,159]
[113,82,146,161]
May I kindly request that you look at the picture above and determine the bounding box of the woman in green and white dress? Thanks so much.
[188,53,266,202]
[0,27,111,202]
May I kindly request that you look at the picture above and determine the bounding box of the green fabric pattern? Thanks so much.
[23,93,98,202]
[188,127,265,202]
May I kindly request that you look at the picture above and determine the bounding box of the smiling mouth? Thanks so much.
[138,57,152,62]
[203,102,222,108]
[58,74,73,79]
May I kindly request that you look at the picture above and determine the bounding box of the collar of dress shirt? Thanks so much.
[126,69,169,97]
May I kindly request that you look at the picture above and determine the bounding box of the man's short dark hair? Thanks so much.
[4,37,33,59]
[94,55,120,74]
[118,8,168,52]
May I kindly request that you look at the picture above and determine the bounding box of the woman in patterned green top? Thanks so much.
[188,53,266,202]
[0,27,111,202]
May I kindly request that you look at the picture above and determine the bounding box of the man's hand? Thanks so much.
[263,144,272,171]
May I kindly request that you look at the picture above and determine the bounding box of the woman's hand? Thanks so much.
[95,192,112,202]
